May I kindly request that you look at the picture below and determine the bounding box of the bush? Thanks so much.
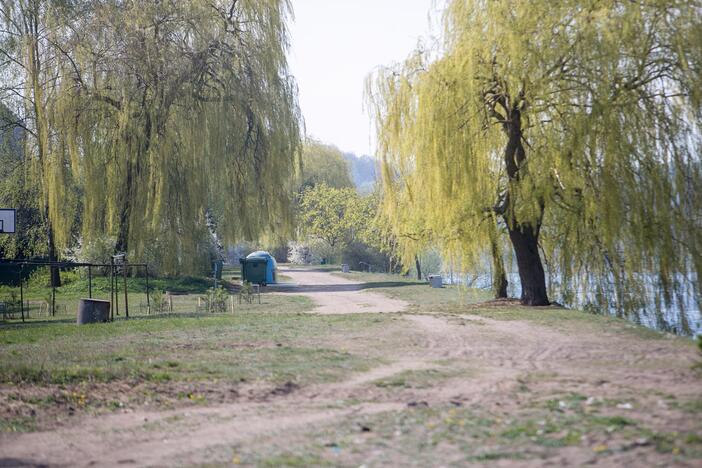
[341,241,393,273]
[70,236,117,266]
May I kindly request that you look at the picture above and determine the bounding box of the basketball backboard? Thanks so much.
[0,209,16,233]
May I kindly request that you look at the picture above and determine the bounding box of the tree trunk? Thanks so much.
[498,106,548,306]
[414,255,422,280]
[47,220,61,287]
[506,221,548,305]
[115,149,134,254]
[115,200,130,254]
[488,218,508,299]
[490,237,508,299]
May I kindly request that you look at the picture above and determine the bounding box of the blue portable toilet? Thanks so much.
[245,251,277,285]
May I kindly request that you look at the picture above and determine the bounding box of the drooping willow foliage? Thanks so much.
[368,0,702,329]
[1,0,301,274]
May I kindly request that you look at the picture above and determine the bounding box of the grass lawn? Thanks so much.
[0,299,379,386]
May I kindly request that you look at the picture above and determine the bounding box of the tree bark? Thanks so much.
[414,255,422,280]
[489,234,508,299]
[498,106,549,306]
[47,219,61,287]
[506,221,548,305]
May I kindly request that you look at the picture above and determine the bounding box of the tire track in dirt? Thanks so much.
[275,268,408,314]
[0,401,404,467]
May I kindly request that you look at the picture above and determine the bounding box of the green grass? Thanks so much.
[0,298,391,387]
[0,416,37,433]
[333,271,492,308]
[0,267,231,323]
[373,367,470,389]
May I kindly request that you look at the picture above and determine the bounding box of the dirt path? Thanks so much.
[1,270,700,467]
[275,267,408,314]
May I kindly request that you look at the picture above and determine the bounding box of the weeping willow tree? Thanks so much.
[1,0,301,275]
[0,0,82,285]
[368,0,702,326]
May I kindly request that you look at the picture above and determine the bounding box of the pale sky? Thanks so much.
[288,0,442,157]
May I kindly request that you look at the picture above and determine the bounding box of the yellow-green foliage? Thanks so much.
[299,139,354,191]
[297,184,390,260]
[3,0,301,275]
[368,0,702,324]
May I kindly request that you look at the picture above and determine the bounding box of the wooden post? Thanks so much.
[110,257,114,321]
[123,263,129,319]
[88,265,92,298]
[51,281,56,317]
[145,266,150,314]
[115,264,119,316]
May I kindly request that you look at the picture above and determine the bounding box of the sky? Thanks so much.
[288,0,442,157]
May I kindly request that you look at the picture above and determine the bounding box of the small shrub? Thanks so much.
[150,289,168,313]
[206,286,228,312]
[27,267,50,289]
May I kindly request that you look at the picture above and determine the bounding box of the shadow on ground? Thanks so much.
[271,281,419,294]
[0,458,48,468]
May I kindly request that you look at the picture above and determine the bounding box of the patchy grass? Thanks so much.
[336,271,680,341]
[373,367,471,390]
[0,295,407,431]
[228,397,702,466]
[333,270,688,344]
[333,271,491,308]
[0,415,36,433]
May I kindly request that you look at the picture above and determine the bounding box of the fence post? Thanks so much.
[19,267,25,323]
[51,280,56,317]
[88,265,92,298]
[145,266,150,313]
[110,257,115,320]
[123,263,129,319]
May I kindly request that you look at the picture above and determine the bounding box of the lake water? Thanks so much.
[445,270,701,337]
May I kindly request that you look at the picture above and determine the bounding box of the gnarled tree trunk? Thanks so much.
[500,106,549,306]
[506,221,548,305]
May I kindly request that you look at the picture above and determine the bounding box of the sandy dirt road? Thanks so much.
[274,268,408,314]
[1,269,700,467]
